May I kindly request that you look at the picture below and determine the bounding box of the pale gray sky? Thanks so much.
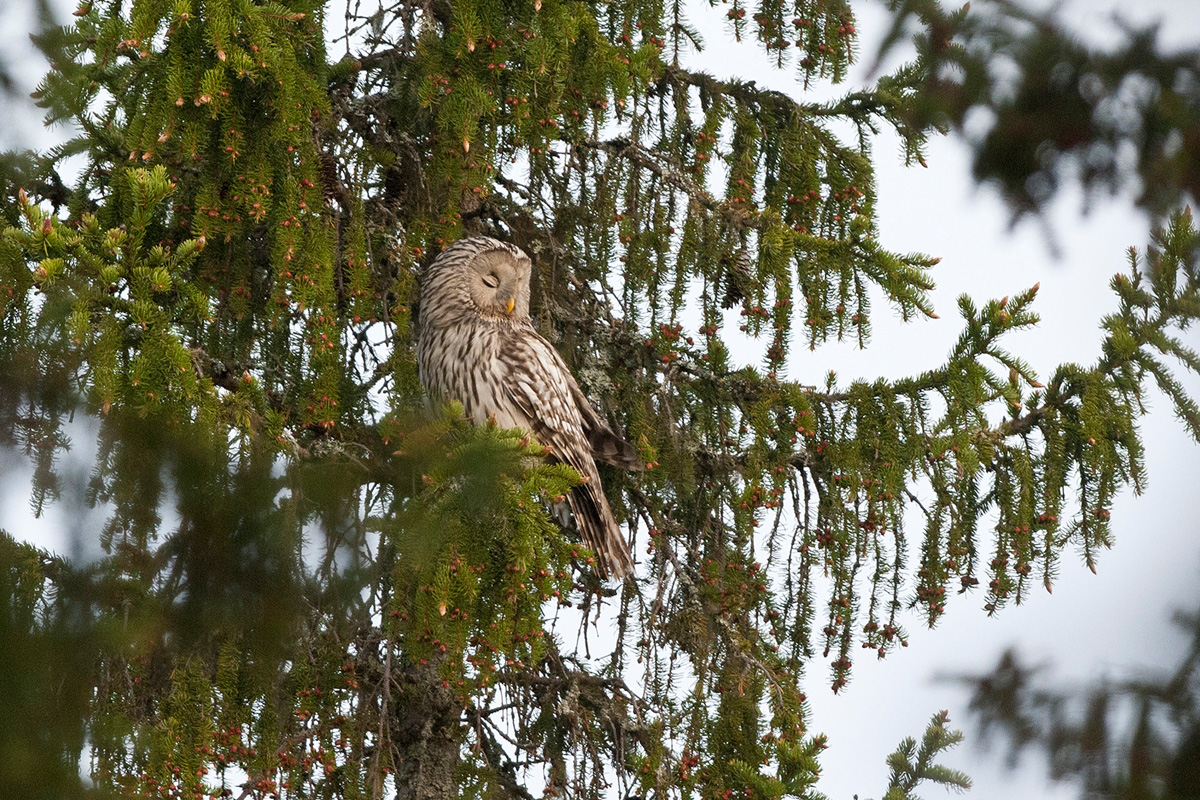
[1,2,1198,799]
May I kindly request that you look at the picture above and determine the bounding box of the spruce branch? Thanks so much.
[580,137,725,220]
[880,710,972,800]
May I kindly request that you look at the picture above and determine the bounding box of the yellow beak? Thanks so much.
[506,298,515,314]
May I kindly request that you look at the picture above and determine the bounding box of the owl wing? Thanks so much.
[500,330,635,579]
[569,382,644,471]
[499,332,599,481]
[500,332,640,472]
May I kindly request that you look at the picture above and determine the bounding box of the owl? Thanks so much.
[416,237,642,580]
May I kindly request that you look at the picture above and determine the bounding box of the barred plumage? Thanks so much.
[415,237,641,580]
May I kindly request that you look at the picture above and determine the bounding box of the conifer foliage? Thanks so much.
[0,0,1197,798]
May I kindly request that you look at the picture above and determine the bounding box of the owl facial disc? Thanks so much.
[467,247,529,318]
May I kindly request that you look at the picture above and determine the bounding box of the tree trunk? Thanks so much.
[392,663,462,800]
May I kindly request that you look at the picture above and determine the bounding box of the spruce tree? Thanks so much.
[0,1,1197,799]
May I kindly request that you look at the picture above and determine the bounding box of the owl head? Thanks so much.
[422,237,533,324]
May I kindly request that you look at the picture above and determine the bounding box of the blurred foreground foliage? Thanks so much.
[880,0,1200,219]
[0,0,1198,798]
[957,595,1200,800]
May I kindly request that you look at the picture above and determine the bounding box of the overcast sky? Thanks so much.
[2,2,1198,799]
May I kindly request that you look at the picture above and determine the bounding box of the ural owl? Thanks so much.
[416,237,642,580]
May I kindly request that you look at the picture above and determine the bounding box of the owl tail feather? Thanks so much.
[567,484,634,581]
